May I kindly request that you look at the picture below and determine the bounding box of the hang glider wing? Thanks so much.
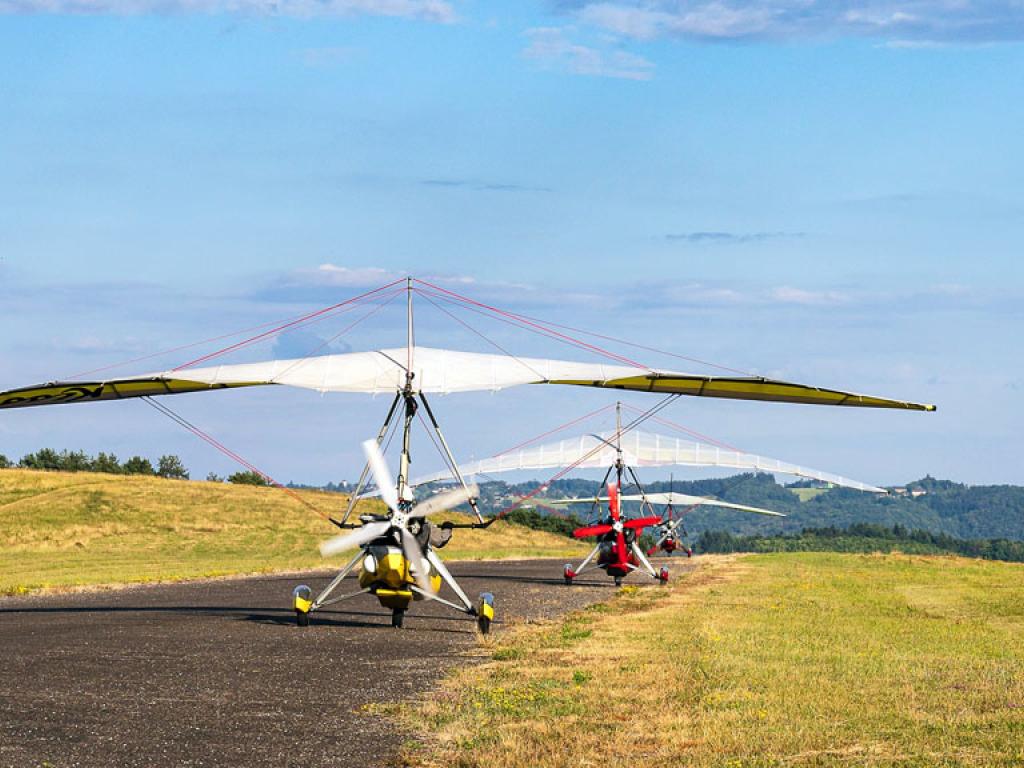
[537,493,785,517]
[411,430,885,493]
[621,492,786,517]
[0,346,935,412]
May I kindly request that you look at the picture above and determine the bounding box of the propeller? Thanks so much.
[320,440,478,595]
[572,481,661,539]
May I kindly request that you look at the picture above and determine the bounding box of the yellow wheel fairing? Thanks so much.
[374,588,414,610]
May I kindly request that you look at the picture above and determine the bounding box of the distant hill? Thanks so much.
[451,474,1024,542]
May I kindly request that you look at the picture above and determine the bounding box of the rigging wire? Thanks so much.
[491,402,616,458]
[140,396,332,520]
[414,279,755,377]
[619,402,745,454]
[172,277,406,371]
[417,290,547,381]
[413,279,649,369]
[269,287,404,382]
[493,393,681,519]
[65,277,404,381]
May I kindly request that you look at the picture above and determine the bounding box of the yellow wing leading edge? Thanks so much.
[548,374,936,411]
[0,379,266,410]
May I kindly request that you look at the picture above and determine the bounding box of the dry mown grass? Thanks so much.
[397,553,1024,767]
[0,469,586,594]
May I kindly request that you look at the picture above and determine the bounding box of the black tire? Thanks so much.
[391,609,405,629]
[477,615,491,635]
[296,610,309,627]
[564,576,573,586]
[614,576,623,587]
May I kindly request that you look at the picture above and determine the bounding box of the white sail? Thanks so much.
[412,429,884,493]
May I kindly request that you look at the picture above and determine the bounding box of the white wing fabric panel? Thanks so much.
[413,430,884,493]
[147,347,642,395]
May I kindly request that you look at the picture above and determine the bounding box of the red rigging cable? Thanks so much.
[65,277,405,381]
[141,396,333,521]
[620,402,745,454]
[494,393,680,519]
[412,279,755,377]
[492,402,616,457]
[492,312,756,377]
[413,278,650,369]
[417,290,547,380]
[268,288,405,381]
[172,277,407,371]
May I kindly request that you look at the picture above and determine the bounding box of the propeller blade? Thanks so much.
[362,439,400,512]
[624,516,663,531]
[411,484,479,518]
[608,482,620,522]
[399,526,435,594]
[573,523,614,538]
[319,520,391,558]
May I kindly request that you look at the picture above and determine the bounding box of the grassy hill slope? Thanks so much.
[0,469,586,594]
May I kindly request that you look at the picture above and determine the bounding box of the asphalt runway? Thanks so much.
[0,558,690,768]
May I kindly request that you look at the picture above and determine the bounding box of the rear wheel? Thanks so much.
[391,608,405,629]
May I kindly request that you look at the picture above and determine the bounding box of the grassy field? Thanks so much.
[789,487,828,502]
[399,552,1024,767]
[0,469,587,594]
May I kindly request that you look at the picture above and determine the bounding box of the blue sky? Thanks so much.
[1,1,1022,488]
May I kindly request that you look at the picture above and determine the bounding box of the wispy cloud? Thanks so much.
[666,231,805,244]
[565,1,1024,44]
[0,0,458,22]
[420,178,553,193]
[523,26,655,80]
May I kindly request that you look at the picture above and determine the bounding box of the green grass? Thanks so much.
[0,469,586,594]
[790,487,828,502]
[402,553,1024,767]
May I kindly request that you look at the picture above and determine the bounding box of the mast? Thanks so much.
[614,400,624,488]
[397,277,416,505]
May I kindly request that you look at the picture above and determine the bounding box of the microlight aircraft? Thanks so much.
[0,278,934,625]
[412,401,887,583]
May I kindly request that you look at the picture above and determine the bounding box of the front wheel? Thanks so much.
[614,576,623,587]
[391,608,405,629]
[477,592,495,635]
[477,615,491,635]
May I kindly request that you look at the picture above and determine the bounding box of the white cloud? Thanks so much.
[769,286,850,306]
[0,0,457,22]
[569,1,1024,43]
[524,26,655,80]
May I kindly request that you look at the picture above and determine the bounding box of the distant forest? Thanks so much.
[459,473,1024,543]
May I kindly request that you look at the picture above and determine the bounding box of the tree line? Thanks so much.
[695,523,1024,564]
[0,448,270,486]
